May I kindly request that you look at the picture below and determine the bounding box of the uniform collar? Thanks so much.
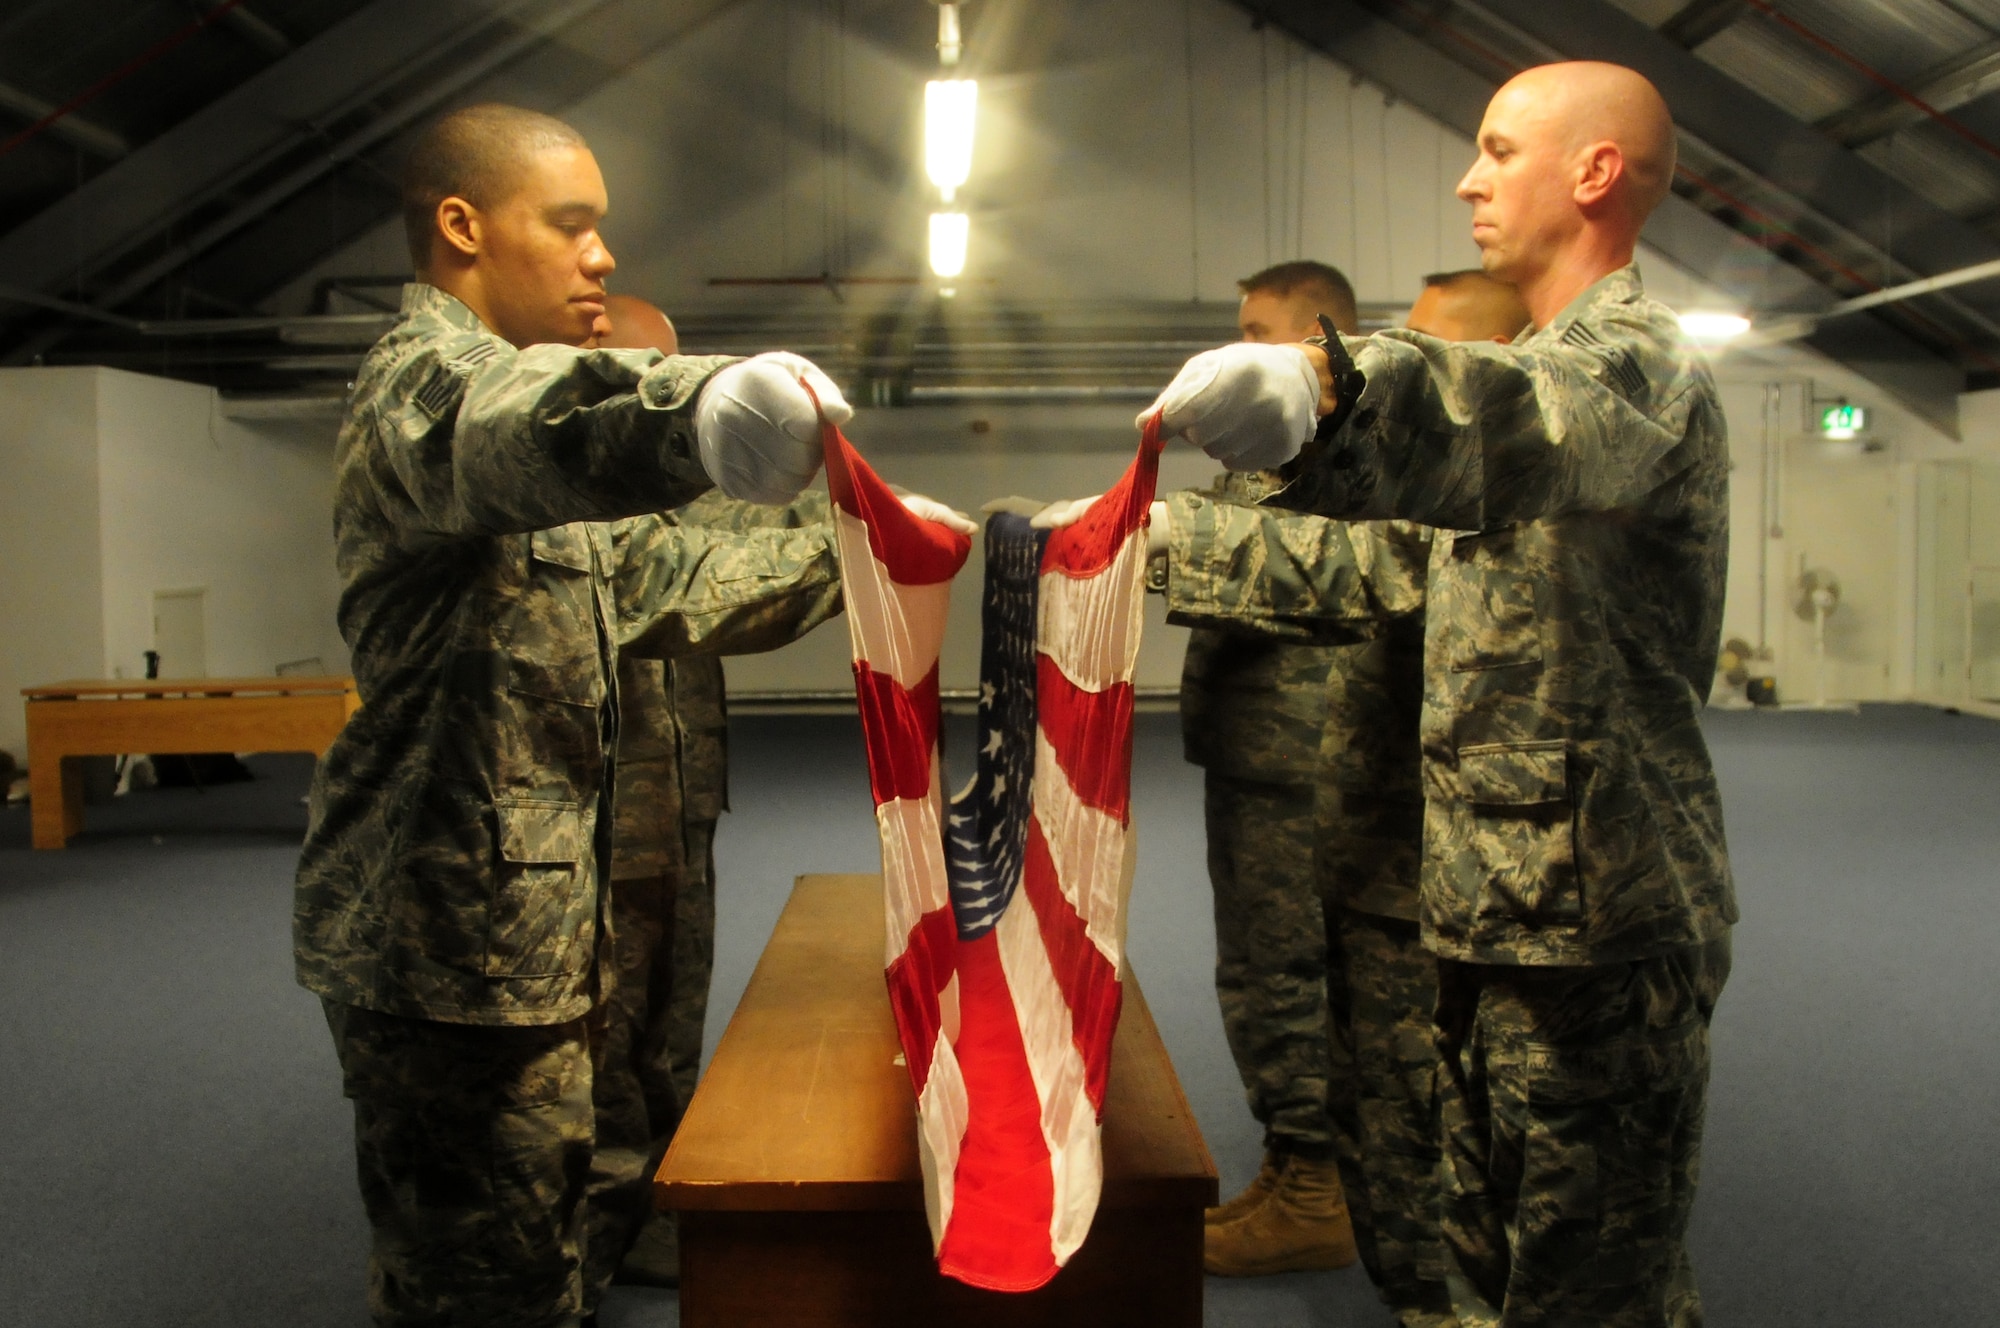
[399,282,491,335]
[1529,263,1645,342]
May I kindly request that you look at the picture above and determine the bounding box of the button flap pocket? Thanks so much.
[530,525,593,572]
[495,799,584,863]
[1459,741,1567,808]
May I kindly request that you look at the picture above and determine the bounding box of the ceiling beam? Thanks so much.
[1816,40,2000,148]
[1232,0,1967,433]
[0,77,128,160]
[1657,0,1749,50]
[0,0,548,301]
[1461,0,2000,301]
[203,1,296,59]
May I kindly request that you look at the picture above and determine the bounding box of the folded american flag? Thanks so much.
[826,415,1164,1291]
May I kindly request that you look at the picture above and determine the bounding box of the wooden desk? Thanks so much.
[21,676,359,849]
[657,872,1217,1327]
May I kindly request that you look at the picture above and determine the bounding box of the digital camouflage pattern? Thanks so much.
[324,1000,598,1327]
[1326,911,1451,1328]
[588,488,836,1296]
[1271,264,1738,967]
[1177,471,1338,784]
[295,283,843,1028]
[1172,470,1340,1157]
[1202,772,1333,1154]
[1434,934,1731,1327]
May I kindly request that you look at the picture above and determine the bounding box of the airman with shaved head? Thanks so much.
[1148,61,1736,1326]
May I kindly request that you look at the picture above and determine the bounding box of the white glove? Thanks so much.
[694,352,852,504]
[898,492,977,536]
[1140,342,1318,471]
[1030,495,1100,530]
[1146,500,1169,558]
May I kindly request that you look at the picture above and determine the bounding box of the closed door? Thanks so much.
[153,588,208,678]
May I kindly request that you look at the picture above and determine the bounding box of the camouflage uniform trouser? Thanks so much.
[581,817,717,1305]
[1325,909,1452,1327]
[1205,771,1333,1156]
[1435,933,1732,1328]
[324,1001,597,1328]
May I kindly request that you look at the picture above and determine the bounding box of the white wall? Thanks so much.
[94,370,347,684]
[0,368,105,761]
[0,366,345,767]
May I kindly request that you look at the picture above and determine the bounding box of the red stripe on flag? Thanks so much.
[886,905,959,1093]
[1040,413,1164,577]
[1020,818,1124,1113]
[934,931,1061,1291]
[853,661,940,805]
[822,411,969,584]
[1034,658,1135,819]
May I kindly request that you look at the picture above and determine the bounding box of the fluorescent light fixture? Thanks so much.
[929,211,968,278]
[926,79,977,201]
[1679,311,1751,344]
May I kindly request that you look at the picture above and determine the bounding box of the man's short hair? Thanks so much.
[400,104,587,270]
[1423,268,1496,292]
[1237,260,1359,335]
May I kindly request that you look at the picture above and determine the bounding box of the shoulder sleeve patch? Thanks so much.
[412,362,468,421]
[1561,321,1647,399]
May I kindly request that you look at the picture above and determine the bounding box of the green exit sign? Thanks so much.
[1819,403,1868,438]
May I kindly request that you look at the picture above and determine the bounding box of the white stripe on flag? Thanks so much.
[1036,528,1148,694]
[877,757,949,965]
[1030,733,1130,969]
[915,1022,971,1252]
[834,507,953,686]
[993,893,1103,1266]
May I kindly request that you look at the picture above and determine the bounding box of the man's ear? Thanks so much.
[1572,141,1625,210]
[435,196,481,261]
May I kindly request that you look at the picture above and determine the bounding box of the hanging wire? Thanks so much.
[781,3,791,272]
[1344,76,1361,284]
[1294,39,1308,262]
[1184,0,1200,301]
[818,0,831,276]
[1379,92,1396,295]
[838,0,851,276]
[1260,24,1272,267]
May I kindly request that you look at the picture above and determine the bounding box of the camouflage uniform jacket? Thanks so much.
[296,283,843,1025]
[608,489,834,880]
[1271,264,1738,965]
[1163,499,1432,920]
[1176,471,1339,785]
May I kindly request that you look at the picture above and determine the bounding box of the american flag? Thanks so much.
[826,413,1163,1292]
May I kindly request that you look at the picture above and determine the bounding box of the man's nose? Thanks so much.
[1455,163,1486,202]
[583,236,616,278]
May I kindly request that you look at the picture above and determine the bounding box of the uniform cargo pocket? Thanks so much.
[488,799,594,979]
[529,525,593,571]
[1457,742,1579,924]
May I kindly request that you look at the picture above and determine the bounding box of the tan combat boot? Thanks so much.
[1203,1153,1359,1276]
[1205,1149,1286,1225]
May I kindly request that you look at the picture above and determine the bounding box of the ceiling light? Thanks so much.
[929,212,968,278]
[1679,311,1751,345]
[925,79,977,202]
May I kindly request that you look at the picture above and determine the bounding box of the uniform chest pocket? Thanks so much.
[1441,532,1542,671]
[488,798,595,979]
[1458,741,1578,925]
[507,528,605,707]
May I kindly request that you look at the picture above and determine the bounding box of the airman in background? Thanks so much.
[1177,259,1361,1277]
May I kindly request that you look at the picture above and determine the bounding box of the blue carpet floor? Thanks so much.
[0,704,1995,1326]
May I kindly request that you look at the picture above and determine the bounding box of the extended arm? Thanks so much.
[1277,315,1706,528]
[609,512,844,659]
[1162,491,1430,638]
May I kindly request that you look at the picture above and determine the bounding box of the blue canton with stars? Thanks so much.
[944,513,1049,942]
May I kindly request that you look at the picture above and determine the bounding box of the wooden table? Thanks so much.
[21,676,359,849]
[656,872,1217,1327]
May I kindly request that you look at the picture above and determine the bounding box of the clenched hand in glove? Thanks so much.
[694,352,851,504]
[1140,341,1318,472]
